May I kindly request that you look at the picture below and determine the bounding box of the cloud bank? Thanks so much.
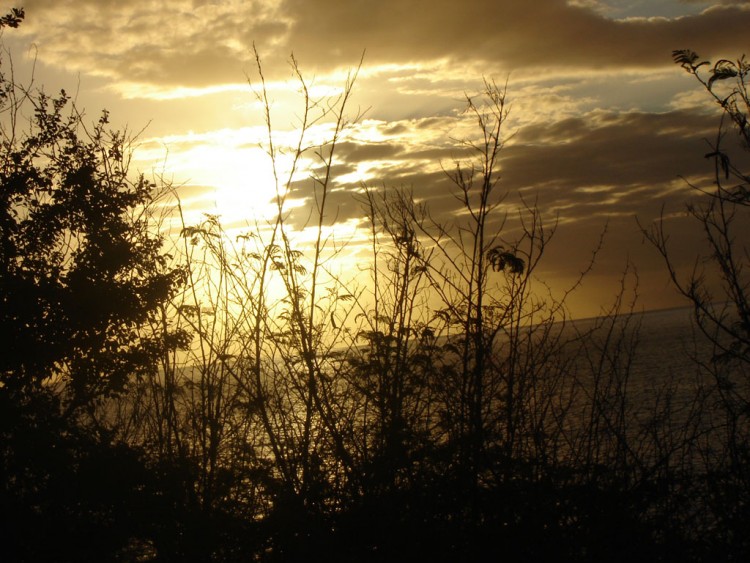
[13,0,750,88]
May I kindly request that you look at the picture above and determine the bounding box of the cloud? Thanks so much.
[257,103,722,233]
[10,0,750,91]
[251,104,724,288]
[248,0,750,74]
[504,110,717,192]
[5,0,736,315]
[16,0,284,85]
[680,0,749,4]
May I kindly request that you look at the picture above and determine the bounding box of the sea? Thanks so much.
[577,305,706,385]
[566,305,714,417]
[560,304,750,468]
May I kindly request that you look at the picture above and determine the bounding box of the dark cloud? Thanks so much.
[680,0,749,4]
[269,105,727,300]
[283,0,749,75]
[330,110,717,224]
[504,110,718,194]
[334,141,405,162]
[280,107,721,234]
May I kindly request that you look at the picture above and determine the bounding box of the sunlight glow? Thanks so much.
[135,128,283,225]
[113,82,252,101]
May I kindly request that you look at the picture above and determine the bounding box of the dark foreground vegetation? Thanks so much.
[1,10,749,562]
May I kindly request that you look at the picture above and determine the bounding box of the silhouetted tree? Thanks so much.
[641,49,750,560]
[664,50,750,366]
[0,25,187,558]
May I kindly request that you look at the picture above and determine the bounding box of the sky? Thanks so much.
[1,0,749,318]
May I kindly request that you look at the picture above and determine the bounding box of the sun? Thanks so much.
[141,128,284,228]
[209,144,280,224]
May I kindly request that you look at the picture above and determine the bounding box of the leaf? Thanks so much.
[178,304,200,317]
[705,150,731,179]
[236,232,257,242]
[672,49,710,75]
[708,60,738,90]
[180,226,203,238]
[487,246,525,274]
[0,7,24,28]
[435,309,452,322]
[672,49,700,68]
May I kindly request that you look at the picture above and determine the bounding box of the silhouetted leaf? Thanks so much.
[672,49,700,67]
[708,60,738,90]
[178,304,200,317]
[180,225,204,238]
[705,150,731,179]
[487,246,525,274]
[0,7,24,28]
[672,49,710,75]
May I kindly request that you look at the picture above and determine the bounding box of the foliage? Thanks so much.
[651,50,750,413]
[0,7,23,29]
[0,18,187,560]
[636,48,750,560]
[141,63,706,561]
[0,94,182,404]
